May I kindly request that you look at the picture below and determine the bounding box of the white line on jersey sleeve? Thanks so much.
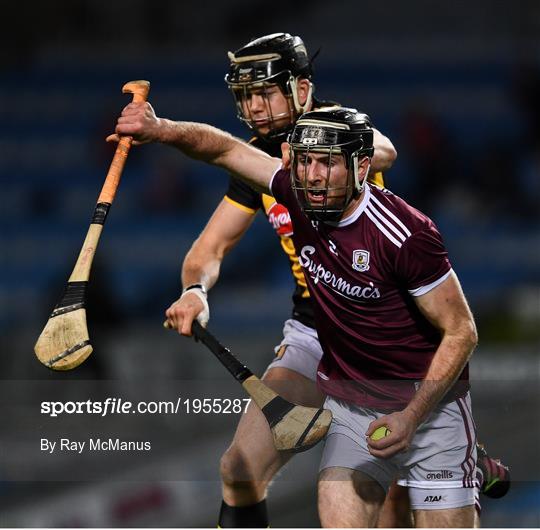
[408,269,453,297]
[268,162,286,196]
[365,208,403,248]
[367,202,408,242]
[370,195,412,237]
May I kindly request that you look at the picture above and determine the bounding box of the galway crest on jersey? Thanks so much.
[352,249,370,272]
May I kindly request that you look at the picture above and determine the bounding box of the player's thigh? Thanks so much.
[474,509,480,528]
[223,367,320,476]
[414,505,475,528]
[399,394,477,515]
[263,318,325,407]
[222,314,325,480]
[262,366,325,407]
[377,482,413,528]
[229,366,322,449]
[318,467,385,528]
[221,404,284,483]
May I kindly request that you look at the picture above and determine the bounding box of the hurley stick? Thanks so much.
[34,80,150,370]
[166,319,332,452]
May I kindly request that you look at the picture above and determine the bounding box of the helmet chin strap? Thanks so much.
[353,155,370,195]
[289,77,313,115]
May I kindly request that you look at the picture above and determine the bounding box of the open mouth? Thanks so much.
[307,189,327,204]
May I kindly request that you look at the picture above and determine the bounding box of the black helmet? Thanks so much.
[289,107,374,222]
[225,33,314,140]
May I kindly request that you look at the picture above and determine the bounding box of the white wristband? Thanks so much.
[180,287,210,328]
[182,283,207,296]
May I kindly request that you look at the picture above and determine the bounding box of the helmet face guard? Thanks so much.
[226,69,298,139]
[289,109,374,222]
[291,146,356,223]
[225,33,313,140]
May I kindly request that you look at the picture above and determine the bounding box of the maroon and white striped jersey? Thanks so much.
[270,168,469,410]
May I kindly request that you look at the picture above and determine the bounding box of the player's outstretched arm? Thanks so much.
[165,199,256,335]
[111,102,281,193]
[371,128,397,172]
[367,271,478,458]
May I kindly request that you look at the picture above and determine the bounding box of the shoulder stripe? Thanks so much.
[223,195,257,215]
[370,196,412,237]
[365,208,403,248]
[366,203,407,243]
[408,269,452,297]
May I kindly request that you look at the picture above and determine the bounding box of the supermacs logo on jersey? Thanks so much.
[267,202,293,237]
[352,249,370,272]
[299,246,380,301]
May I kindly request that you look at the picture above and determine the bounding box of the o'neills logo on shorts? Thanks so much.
[426,470,454,480]
[299,246,380,301]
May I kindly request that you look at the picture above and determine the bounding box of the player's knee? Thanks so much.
[221,445,247,485]
[220,445,272,503]
[220,445,265,486]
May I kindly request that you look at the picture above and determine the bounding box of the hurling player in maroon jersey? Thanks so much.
[124,34,397,529]
[112,91,508,527]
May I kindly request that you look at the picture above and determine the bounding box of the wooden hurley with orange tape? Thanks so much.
[34,80,150,370]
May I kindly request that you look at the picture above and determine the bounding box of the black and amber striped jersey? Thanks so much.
[224,102,385,329]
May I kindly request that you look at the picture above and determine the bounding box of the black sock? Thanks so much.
[218,499,269,528]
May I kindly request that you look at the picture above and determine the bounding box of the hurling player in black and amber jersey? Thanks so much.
[172,33,397,528]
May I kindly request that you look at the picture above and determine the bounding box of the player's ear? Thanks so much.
[281,142,291,169]
[296,78,311,106]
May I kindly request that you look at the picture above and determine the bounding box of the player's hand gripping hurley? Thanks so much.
[34,80,150,370]
[168,319,332,452]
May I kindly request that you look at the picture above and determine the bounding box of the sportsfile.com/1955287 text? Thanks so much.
[40,397,251,417]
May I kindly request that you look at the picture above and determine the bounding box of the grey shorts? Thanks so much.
[320,393,477,510]
[265,318,322,381]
